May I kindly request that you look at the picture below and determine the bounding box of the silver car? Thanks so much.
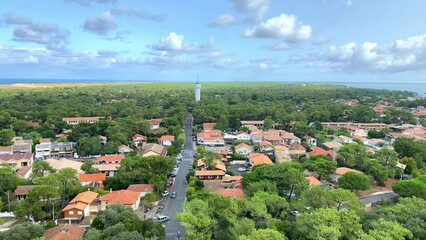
[155,215,170,223]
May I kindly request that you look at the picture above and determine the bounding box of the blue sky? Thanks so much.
[0,0,426,82]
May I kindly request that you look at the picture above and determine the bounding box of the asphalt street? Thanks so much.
[164,114,194,240]
[360,192,398,205]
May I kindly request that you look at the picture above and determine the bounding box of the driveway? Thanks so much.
[163,114,195,240]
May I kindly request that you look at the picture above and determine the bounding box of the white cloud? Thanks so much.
[83,12,117,35]
[243,14,312,43]
[23,55,39,64]
[150,32,211,53]
[296,34,426,73]
[232,0,270,23]
[208,14,236,27]
[347,0,353,7]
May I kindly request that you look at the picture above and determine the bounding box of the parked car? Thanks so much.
[237,167,247,172]
[171,192,177,198]
[167,181,173,187]
[290,210,300,216]
[161,191,169,197]
[154,215,170,223]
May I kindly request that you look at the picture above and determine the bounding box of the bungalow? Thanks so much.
[197,131,225,147]
[127,184,155,198]
[235,132,251,141]
[15,185,37,201]
[322,141,343,151]
[43,225,85,240]
[140,143,168,157]
[79,173,106,189]
[305,176,322,186]
[149,119,162,130]
[223,133,238,143]
[304,136,317,147]
[157,135,175,146]
[307,146,333,158]
[281,132,301,145]
[118,145,133,153]
[95,154,126,164]
[234,143,253,156]
[331,167,363,181]
[16,166,32,179]
[100,190,141,211]
[0,152,33,170]
[259,141,274,153]
[250,133,263,145]
[132,134,147,146]
[61,191,99,222]
[338,135,354,144]
[93,164,119,177]
[62,117,104,125]
[195,170,225,180]
[241,120,264,127]
[203,123,216,131]
[247,153,274,166]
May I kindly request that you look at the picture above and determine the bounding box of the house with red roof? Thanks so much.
[203,123,216,131]
[118,145,133,153]
[61,191,99,223]
[95,154,126,164]
[0,152,33,170]
[307,146,333,158]
[15,185,37,201]
[100,190,141,210]
[43,224,85,240]
[127,184,155,198]
[247,153,274,166]
[132,134,147,146]
[157,135,175,146]
[149,119,162,130]
[79,173,106,189]
[195,170,225,180]
[305,176,322,186]
[331,167,363,181]
[234,143,253,156]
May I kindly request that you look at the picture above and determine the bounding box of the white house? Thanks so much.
[234,143,253,156]
[35,142,52,160]
[157,135,175,146]
[235,132,251,141]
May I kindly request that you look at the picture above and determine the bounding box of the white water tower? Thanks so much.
[195,79,201,102]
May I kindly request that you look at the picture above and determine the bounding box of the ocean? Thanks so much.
[0,79,425,96]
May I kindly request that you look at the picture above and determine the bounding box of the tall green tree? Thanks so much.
[338,172,371,192]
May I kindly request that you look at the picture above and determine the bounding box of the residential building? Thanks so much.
[321,122,388,131]
[50,142,76,158]
[304,136,317,147]
[241,120,264,127]
[203,123,216,131]
[62,117,104,125]
[127,184,155,198]
[197,131,225,147]
[0,146,13,155]
[235,132,251,141]
[250,133,263,145]
[118,145,133,153]
[288,143,307,159]
[15,185,37,201]
[307,146,333,158]
[338,135,354,144]
[11,139,33,153]
[234,143,253,156]
[140,143,167,157]
[35,142,52,160]
[274,144,290,163]
[331,167,363,181]
[43,225,85,240]
[61,191,99,222]
[95,154,126,164]
[281,132,301,145]
[16,166,32,179]
[79,173,106,189]
[197,159,227,172]
[93,164,119,177]
[149,119,162,130]
[99,135,107,144]
[223,133,238,143]
[0,152,33,169]
[157,135,175,146]
[247,153,273,166]
[100,190,141,211]
[322,141,343,151]
[195,170,225,180]
[259,141,274,153]
[132,134,147,146]
[305,176,322,186]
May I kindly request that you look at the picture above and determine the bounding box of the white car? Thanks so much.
[161,191,169,197]
[154,215,170,223]
[237,167,247,172]
[290,211,300,216]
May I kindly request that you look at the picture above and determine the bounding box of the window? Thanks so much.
[78,211,83,215]
[69,211,74,215]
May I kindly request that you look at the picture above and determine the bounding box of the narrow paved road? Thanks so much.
[360,192,398,205]
[164,114,194,240]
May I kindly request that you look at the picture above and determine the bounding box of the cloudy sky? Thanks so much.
[1,0,426,82]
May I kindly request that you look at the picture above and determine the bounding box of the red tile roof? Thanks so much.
[308,146,333,157]
[79,173,106,182]
[158,135,175,142]
[127,184,155,193]
[15,185,36,195]
[149,118,162,125]
[70,191,99,205]
[43,224,85,240]
[213,188,245,199]
[95,154,125,163]
[248,153,273,166]
[100,190,140,205]
[305,176,322,186]
[16,166,32,177]
[195,170,225,176]
[0,152,33,162]
[132,134,147,140]
[203,123,216,131]
[335,167,363,175]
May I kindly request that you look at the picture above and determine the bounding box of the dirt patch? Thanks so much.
[356,178,399,198]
